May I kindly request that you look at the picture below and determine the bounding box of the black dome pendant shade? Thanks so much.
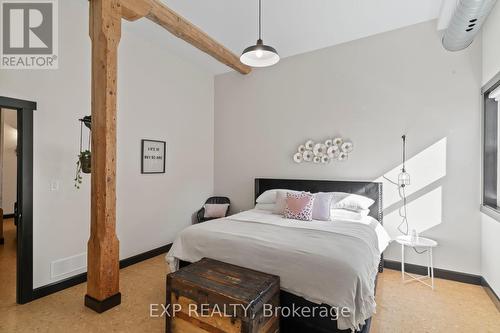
[240,0,279,67]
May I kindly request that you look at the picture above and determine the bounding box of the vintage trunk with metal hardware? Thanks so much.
[166,258,280,333]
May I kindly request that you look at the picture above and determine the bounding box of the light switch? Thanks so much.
[50,180,60,191]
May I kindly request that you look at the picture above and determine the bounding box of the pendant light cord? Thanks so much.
[79,121,83,154]
[402,135,406,172]
[258,0,262,40]
[384,135,427,255]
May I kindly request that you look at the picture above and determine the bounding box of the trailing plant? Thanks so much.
[79,150,91,174]
[75,116,92,189]
[74,150,91,189]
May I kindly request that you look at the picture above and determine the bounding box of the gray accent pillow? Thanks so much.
[273,190,288,215]
[312,192,334,221]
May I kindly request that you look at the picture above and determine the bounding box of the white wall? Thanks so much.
[0,1,214,288]
[215,20,482,274]
[481,213,500,293]
[483,2,500,85]
[1,110,17,215]
[481,2,500,296]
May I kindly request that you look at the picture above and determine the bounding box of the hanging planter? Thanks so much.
[74,150,91,189]
[79,150,91,174]
[75,116,92,189]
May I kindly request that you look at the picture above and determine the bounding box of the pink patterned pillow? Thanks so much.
[284,192,315,221]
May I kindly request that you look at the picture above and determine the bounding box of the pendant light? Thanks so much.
[398,135,411,187]
[240,0,279,67]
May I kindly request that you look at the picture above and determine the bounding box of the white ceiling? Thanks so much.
[125,0,444,75]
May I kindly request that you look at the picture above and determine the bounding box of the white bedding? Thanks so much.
[166,209,390,331]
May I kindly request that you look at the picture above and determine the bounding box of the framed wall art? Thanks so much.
[141,139,166,174]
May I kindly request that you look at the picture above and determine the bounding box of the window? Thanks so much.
[483,76,500,212]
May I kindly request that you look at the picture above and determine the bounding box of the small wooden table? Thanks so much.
[166,258,280,333]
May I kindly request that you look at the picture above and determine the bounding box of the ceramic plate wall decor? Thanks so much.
[293,137,353,164]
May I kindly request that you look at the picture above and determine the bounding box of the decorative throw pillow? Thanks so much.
[204,203,229,218]
[284,192,315,221]
[312,192,334,221]
[273,191,288,215]
[331,192,375,211]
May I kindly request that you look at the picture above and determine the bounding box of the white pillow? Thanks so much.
[254,203,275,211]
[256,189,299,204]
[331,209,370,221]
[331,192,375,211]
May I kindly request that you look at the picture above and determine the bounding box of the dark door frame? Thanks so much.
[0,96,36,304]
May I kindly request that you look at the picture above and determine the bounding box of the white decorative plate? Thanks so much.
[305,140,315,150]
[338,152,348,161]
[333,137,343,146]
[313,143,327,156]
[298,145,306,153]
[325,139,333,147]
[313,156,321,163]
[293,152,303,163]
[327,145,339,157]
[303,150,313,162]
[321,155,330,163]
[341,142,353,153]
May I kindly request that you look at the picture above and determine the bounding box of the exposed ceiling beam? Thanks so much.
[437,0,458,31]
[120,0,251,74]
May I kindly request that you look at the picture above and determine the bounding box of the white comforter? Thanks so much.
[166,209,390,331]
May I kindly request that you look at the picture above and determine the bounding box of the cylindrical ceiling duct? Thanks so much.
[442,0,497,51]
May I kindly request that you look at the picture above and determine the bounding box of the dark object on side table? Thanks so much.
[166,257,280,333]
[196,196,230,223]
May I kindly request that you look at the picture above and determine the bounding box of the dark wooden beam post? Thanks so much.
[85,0,121,313]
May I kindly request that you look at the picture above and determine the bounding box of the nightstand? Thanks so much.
[396,235,438,290]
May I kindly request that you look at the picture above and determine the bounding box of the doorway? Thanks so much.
[0,107,18,305]
[0,96,36,304]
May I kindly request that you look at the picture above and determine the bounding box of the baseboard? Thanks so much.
[32,271,87,299]
[32,243,172,301]
[383,260,482,285]
[3,214,14,219]
[119,244,172,269]
[481,277,500,311]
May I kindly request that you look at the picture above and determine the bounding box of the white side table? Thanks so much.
[395,235,438,290]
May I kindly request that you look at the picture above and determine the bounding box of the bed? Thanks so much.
[166,178,389,333]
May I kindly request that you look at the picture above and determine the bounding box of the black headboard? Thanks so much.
[255,178,383,224]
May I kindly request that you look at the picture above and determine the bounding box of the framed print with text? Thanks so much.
[141,139,166,174]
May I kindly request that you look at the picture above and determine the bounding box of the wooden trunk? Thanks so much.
[166,258,280,333]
